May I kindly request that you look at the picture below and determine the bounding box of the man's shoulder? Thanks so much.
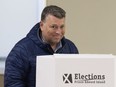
[16,37,31,46]
[12,36,35,52]
[62,38,79,53]
[63,38,75,45]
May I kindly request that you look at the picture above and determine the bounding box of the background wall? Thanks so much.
[47,0,116,55]
[0,75,4,87]
[0,0,46,58]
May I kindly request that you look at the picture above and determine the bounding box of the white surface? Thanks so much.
[36,55,55,87]
[36,54,116,87]
[0,0,46,57]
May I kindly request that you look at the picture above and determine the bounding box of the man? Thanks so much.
[4,5,79,87]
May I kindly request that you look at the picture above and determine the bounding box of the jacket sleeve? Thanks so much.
[4,45,29,87]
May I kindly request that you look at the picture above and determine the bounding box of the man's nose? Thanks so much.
[55,28,62,34]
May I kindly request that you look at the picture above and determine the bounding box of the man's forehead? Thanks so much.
[50,23,65,26]
[45,14,65,21]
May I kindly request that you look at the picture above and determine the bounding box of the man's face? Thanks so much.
[40,15,65,45]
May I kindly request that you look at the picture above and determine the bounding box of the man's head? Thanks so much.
[41,5,66,21]
[40,5,66,47]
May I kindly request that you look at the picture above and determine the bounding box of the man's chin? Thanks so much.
[52,40,61,44]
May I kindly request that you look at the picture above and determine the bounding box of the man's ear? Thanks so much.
[40,21,44,31]
[40,21,43,27]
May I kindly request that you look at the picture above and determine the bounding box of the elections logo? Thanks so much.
[63,74,73,83]
[63,73,106,84]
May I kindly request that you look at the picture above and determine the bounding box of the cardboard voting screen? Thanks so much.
[36,54,115,87]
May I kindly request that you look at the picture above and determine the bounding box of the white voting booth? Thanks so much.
[36,54,116,87]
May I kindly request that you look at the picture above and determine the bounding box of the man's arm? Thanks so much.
[4,45,29,87]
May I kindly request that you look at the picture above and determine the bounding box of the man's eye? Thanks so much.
[50,26,57,29]
[50,25,64,29]
[60,25,64,29]
[51,26,55,28]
